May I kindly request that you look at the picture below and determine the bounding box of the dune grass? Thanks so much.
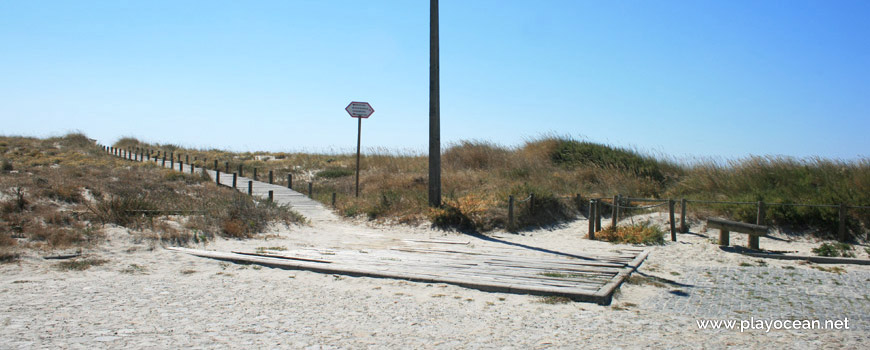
[0,133,303,256]
[111,135,870,238]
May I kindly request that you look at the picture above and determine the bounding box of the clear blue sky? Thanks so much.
[1,1,868,160]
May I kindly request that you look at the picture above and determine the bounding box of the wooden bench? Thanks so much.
[707,218,769,250]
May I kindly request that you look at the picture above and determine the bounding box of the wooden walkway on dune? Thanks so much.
[112,149,647,304]
[126,152,339,223]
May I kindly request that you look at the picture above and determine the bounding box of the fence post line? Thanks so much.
[332,192,336,207]
[680,198,687,233]
[508,195,515,230]
[669,199,676,241]
[216,170,221,185]
[232,173,238,189]
[287,174,292,189]
[588,199,596,240]
[611,195,618,230]
[269,170,273,184]
[838,203,847,242]
[308,182,313,198]
[248,180,253,196]
[268,190,273,202]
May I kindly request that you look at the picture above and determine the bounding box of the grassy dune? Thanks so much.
[0,134,302,260]
[112,136,870,239]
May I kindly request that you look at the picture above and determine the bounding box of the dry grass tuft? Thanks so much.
[595,222,666,245]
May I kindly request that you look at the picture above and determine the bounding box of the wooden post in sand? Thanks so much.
[680,198,687,233]
[269,170,273,184]
[287,174,292,189]
[248,180,253,196]
[232,173,237,189]
[588,199,596,240]
[669,199,676,241]
[268,190,274,202]
[611,195,618,230]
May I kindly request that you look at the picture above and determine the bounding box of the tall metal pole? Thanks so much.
[428,0,441,207]
[355,117,362,197]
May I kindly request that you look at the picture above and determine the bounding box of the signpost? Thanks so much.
[346,101,374,197]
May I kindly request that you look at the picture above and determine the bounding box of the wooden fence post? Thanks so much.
[253,168,258,181]
[179,161,183,172]
[332,192,336,207]
[588,199,596,240]
[162,155,166,167]
[669,199,676,241]
[616,194,622,224]
[838,203,847,242]
[308,182,313,198]
[595,199,602,232]
[757,201,765,226]
[247,180,253,195]
[508,195,515,230]
[680,198,687,233]
[225,162,229,174]
[287,174,292,189]
[238,164,243,177]
[268,190,273,202]
[232,173,237,189]
[216,170,221,185]
[611,195,618,230]
[529,193,536,215]
[170,154,174,168]
[185,155,189,164]
[213,160,218,170]
[190,161,194,174]
[269,170,273,184]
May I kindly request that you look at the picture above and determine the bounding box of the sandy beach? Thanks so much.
[2,212,868,349]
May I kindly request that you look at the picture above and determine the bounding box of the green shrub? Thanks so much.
[550,139,677,183]
[316,167,354,179]
[812,242,855,258]
[595,222,666,245]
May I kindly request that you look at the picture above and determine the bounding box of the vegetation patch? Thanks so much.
[536,296,572,304]
[55,258,108,271]
[316,167,354,179]
[812,242,856,258]
[594,222,666,245]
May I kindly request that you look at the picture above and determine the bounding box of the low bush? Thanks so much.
[812,242,855,258]
[595,222,666,245]
[316,167,354,179]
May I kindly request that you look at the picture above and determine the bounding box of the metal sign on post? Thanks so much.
[346,101,374,197]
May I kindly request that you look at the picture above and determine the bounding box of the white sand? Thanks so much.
[1,213,868,349]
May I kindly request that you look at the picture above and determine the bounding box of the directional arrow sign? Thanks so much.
[345,101,374,118]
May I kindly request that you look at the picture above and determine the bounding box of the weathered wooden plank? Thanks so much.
[707,218,768,235]
[169,247,616,304]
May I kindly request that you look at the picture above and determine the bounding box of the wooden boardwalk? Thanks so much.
[129,152,339,223]
[116,150,648,304]
[171,245,648,305]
